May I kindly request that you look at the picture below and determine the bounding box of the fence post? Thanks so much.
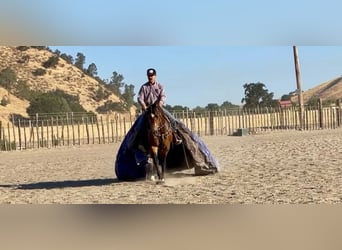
[51,117,55,147]
[71,112,75,145]
[106,114,110,143]
[56,116,59,146]
[85,117,90,144]
[336,99,341,127]
[96,117,101,144]
[318,98,323,129]
[23,120,27,149]
[36,114,40,148]
[11,114,17,149]
[18,119,22,150]
[91,116,95,144]
[115,115,119,142]
[209,111,214,136]
[7,122,11,151]
[101,116,105,143]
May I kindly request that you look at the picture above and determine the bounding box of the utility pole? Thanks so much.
[293,46,304,130]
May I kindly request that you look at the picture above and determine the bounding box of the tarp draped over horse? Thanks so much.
[115,109,219,181]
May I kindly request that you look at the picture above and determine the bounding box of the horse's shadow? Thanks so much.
[0,178,120,190]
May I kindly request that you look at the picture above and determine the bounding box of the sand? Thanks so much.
[1,128,342,204]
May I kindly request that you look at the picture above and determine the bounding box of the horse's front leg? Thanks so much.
[151,146,162,181]
[160,155,167,182]
[145,157,153,181]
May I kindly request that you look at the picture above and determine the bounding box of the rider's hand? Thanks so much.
[142,104,147,111]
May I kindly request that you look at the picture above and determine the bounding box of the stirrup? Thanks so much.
[174,138,182,145]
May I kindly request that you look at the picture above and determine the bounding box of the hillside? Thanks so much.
[0,46,128,124]
[291,76,342,104]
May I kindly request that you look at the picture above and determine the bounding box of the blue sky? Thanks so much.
[2,1,342,108]
[49,46,342,108]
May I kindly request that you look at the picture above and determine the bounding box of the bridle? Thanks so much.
[146,105,172,139]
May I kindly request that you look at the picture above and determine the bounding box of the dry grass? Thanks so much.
[0,46,129,124]
[292,76,342,103]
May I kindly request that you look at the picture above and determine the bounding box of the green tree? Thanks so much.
[94,86,105,101]
[192,106,206,113]
[0,67,17,94]
[16,46,30,51]
[86,63,98,77]
[1,96,9,106]
[54,89,87,112]
[60,53,73,64]
[96,100,125,113]
[220,101,239,110]
[27,92,72,115]
[54,49,61,56]
[241,82,278,109]
[108,71,125,96]
[42,55,59,68]
[74,52,85,70]
[280,94,292,101]
[206,103,220,111]
[13,80,35,100]
[164,104,173,112]
[31,46,47,50]
[121,84,135,110]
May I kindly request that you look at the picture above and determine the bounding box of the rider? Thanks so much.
[137,68,182,145]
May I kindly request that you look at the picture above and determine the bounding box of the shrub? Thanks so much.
[42,56,59,68]
[0,139,16,151]
[0,96,9,106]
[16,46,30,51]
[96,100,125,113]
[13,80,36,101]
[27,92,72,115]
[32,68,47,76]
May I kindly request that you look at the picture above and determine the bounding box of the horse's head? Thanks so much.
[145,101,169,136]
[146,101,163,122]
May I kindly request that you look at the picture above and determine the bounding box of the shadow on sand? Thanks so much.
[0,172,197,190]
[0,178,120,190]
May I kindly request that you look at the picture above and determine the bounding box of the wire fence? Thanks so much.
[1,103,342,151]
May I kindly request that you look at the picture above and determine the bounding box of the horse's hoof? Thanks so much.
[156,179,165,185]
[151,175,156,182]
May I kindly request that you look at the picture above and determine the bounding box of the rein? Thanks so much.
[145,105,172,139]
[149,120,172,139]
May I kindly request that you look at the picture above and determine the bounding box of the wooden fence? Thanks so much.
[1,104,342,151]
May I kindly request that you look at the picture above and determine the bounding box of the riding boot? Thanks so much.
[172,131,182,145]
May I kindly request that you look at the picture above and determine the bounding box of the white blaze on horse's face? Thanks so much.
[149,112,158,130]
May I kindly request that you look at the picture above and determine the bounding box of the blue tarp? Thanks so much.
[115,110,219,181]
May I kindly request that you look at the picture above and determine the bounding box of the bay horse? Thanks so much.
[144,102,173,184]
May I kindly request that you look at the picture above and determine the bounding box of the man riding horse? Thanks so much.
[137,68,182,146]
[114,68,219,181]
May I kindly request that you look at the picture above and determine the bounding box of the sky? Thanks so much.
[48,46,342,108]
[2,0,342,108]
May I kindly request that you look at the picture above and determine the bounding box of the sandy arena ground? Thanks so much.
[1,128,342,204]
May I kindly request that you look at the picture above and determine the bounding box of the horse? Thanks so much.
[144,102,173,184]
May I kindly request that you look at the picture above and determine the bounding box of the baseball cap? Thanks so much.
[147,68,156,76]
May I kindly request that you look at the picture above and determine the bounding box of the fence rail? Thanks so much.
[1,104,342,151]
